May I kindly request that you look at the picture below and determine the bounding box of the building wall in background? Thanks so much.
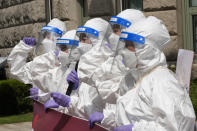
[0,0,196,78]
[0,0,81,78]
[143,0,178,61]
[0,0,81,57]
[0,0,45,57]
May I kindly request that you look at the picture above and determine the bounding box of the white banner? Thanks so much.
[176,49,194,93]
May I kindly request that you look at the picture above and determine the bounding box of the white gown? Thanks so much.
[114,66,196,131]
[7,41,73,103]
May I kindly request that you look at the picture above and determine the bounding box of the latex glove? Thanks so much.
[105,43,111,49]
[23,37,36,46]
[113,124,134,131]
[30,87,38,100]
[88,112,104,128]
[44,100,59,111]
[66,70,79,90]
[51,92,71,107]
[54,50,60,56]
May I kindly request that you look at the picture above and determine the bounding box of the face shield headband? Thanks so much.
[110,16,132,28]
[56,39,79,46]
[41,25,63,36]
[120,32,145,45]
[77,26,99,38]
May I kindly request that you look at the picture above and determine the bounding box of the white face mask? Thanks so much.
[77,42,92,55]
[41,39,56,53]
[58,51,70,67]
[136,44,164,75]
[69,48,81,62]
[136,44,156,68]
[108,33,125,51]
[89,37,98,46]
[119,48,137,69]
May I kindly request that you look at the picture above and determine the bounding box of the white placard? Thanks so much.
[176,49,194,93]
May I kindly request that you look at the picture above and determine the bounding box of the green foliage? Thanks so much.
[0,79,33,116]
[0,113,33,124]
[190,78,197,117]
[168,63,176,73]
[168,64,176,73]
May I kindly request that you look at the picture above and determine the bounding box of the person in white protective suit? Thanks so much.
[77,18,114,85]
[78,9,145,88]
[88,39,139,130]
[106,16,196,131]
[90,9,146,105]
[49,18,114,119]
[7,18,70,103]
[46,9,145,124]
[90,39,138,105]
[87,9,145,129]
[75,12,145,119]
[35,18,66,56]
[108,9,145,52]
[42,29,82,111]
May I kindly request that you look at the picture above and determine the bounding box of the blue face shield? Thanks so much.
[120,32,145,45]
[110,16,132,28]
[77,26,99,38]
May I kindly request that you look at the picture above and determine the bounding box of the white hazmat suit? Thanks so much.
[86,11,146,127]
[109,9,145,51]
[66,18,114,119]
[7,27,85,104]
[103,16,196,131]
[90,9,146,104]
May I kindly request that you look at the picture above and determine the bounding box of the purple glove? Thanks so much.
[51,92,71,107]
[44,100,59,111]
[23,37,36,46]
[113,124,134,131]
[122,59,125,64]
[30,87,38,100]
[105,43,111,49]
[88,112,104,128]
[66,70,79,90]
[54,50,60,56]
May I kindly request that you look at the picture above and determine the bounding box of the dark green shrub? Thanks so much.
[168,64,176,73]
[190,78,197,117]
[0,79,32,116]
